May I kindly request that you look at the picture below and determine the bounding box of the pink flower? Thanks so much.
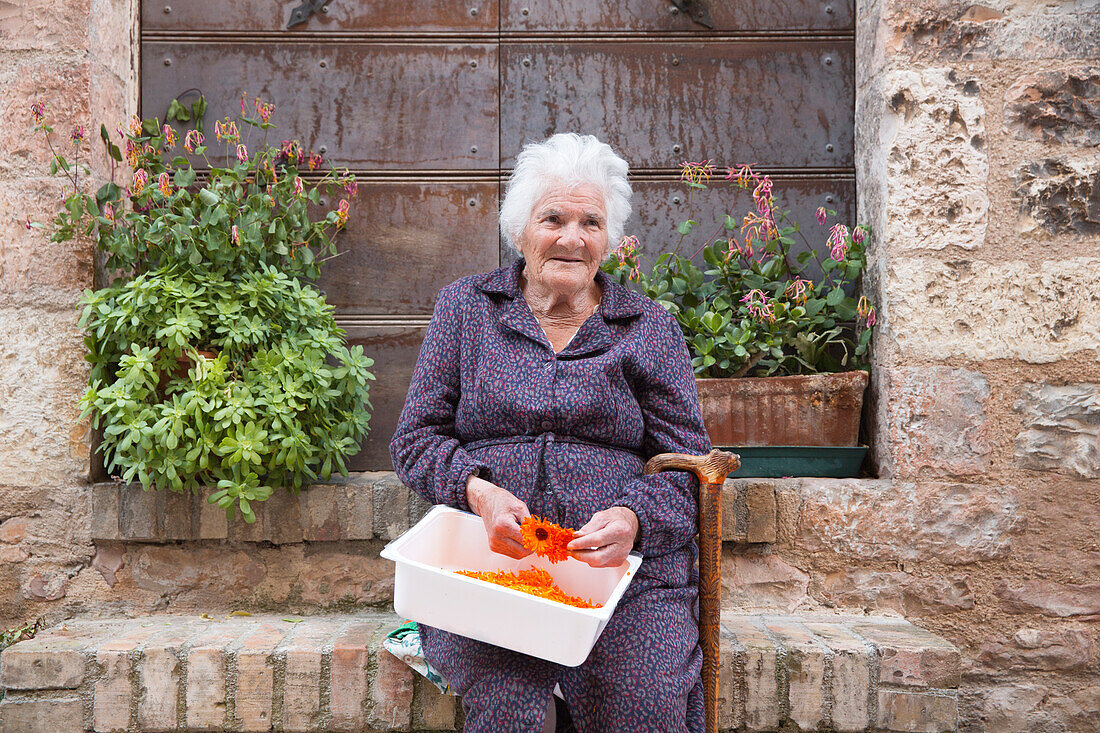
[162,124,177,149]
[336,199,350,227]
[24,216,33,230]
[70,125,86,144]
[784,278,812,303]
[741,288,775,322]
[857,295,876,327]
[728,164,754,188]
[103,202,115,224]
[214,118,239,143]
[157,172,172,197]
[30,101,46,123]
[231,225,239,245]
[614,235,639,265]
[828,223,850,261]
[343,178,358,197]
[183,129,204,153]
[253,97,275,123]
[132,169,149,191]
[236,144,248,163]
[865,308,876,327]
[852,226,866,245]
[816,207,827,226]
[308,152,323,171]
[293,176,304,196]
[679,160,715,185]
[127,115,143,138]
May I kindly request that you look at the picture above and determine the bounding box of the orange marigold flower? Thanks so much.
[456,568,601,609]
[520,516,574,564]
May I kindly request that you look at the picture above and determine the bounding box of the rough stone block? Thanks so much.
[876,689,958,733]
[330,621,374,732]
[881,69,987,251]
[0,696,84,733]
[796,478,1016,564]
[119,486,158,541]
[775,486,801,545]
[299,550,394,605]
[880,0,1100,62]
[370,626,414,730]
[996,579,1100,618]
[724,551,808,611]
[302,483,343,541]
[850,620,961,688]
[408,488,433,527]
[1017,157,1100,235]
[131,546,265,598]
[721,480,741,541]
[279,619,335,732]
[0,641,85,689]
[723,615,779,732]
[822,568,975,616]
[1005,66,1100,146]
[977,627,1093,672]
[745,484,777,543]
[343,476,374,540]
[1013,383,1100,479]
[373,473,411,541]
[413,675,456,730]
[90,482,121,540]
[887,257,1100,363]
[887,366,990,476]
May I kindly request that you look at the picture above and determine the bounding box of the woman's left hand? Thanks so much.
[567,507,639,568]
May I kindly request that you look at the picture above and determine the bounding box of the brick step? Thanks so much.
[0,611,959,732]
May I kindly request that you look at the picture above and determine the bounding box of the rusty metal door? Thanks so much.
[141,0,854,470]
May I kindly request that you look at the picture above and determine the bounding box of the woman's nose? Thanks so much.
[559,221,585,246]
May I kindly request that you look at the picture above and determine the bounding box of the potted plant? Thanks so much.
[32,98,375,522]
[603,162,876,477]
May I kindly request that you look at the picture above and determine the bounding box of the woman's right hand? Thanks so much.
[465,474,532,559]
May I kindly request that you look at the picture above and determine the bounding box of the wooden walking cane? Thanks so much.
[644,449,740,733]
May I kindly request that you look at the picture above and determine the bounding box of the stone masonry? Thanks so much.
[1,0,1099,731]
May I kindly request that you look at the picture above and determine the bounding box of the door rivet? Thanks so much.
[163,58,172,66]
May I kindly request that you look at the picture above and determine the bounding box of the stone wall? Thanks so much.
[852,0,1100,728]
[1,0,1098,731]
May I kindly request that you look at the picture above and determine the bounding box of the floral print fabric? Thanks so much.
[390,258,711,732]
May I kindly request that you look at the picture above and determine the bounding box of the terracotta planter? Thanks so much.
[696,370,868,447]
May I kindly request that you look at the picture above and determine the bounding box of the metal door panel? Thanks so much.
[501,41,853,169]
[318,181,499,314]
[144,0,498,34]
[142,42,498,170]
[501,0,852,32]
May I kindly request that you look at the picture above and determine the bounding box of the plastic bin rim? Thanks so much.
[380,505,642,620]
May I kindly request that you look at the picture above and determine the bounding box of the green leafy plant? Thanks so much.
[33,95,374,523]
[603,162,876,378]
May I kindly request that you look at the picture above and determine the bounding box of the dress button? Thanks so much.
[540,420,553,431]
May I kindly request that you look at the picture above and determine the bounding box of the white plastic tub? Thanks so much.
[380,505,642,667]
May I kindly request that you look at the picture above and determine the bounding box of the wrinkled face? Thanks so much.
[518,184,609,296]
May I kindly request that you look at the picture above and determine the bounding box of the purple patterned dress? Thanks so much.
[390,258,710,732]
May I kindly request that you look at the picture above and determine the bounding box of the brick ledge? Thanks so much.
[0,610,959,732]
[89,474,798,545]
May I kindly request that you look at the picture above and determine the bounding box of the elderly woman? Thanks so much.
[390,133,710,732]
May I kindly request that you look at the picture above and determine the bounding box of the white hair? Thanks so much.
[499,133,632,254]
